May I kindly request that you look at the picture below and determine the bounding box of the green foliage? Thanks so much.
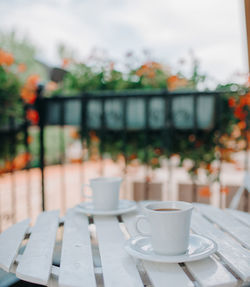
[0,31,48,81]
[0,65,21,126]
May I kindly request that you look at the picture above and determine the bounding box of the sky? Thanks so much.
[0,0,248,85]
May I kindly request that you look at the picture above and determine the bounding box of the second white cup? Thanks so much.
[82,177,122,211]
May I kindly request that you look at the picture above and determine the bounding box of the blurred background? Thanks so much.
[0,0,249,234]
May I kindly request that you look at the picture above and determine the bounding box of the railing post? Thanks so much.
[9,116,16,223]
[23,104,31,218]
[100,98,106,175]
[36,84,45,211]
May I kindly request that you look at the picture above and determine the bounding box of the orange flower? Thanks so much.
[27,136,33,144]
[5,53,14,66]
[0,49,14,66]
[199,186,211,198]
[245,93,250,106]
[150,61,162,70]
[154,148,162,155]
[151,158,159,165]
[167,75,188,91]
[21,87,37,104]
[62,58,70,68]
[27,74,40,87]
[4,160,13,172]
[220,186,229,194]
[70,129,80,139]
[89,131,100,143]
[12,153,31,170]
[147,70,155,79]
[18,63,27,73]
[171,153,179,158]
[188,134,196,142]
[26,109,39,125]
[21,74,39,104]
[135,61,162,78]
[136,65,148,77]
[168,75,178,84]
[205,163,211,172]
[237,121,246,130]
[228,97,236,108]
[0,166,6,175]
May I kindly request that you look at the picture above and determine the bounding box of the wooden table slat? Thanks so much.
[186,256,237,287]
[122,212,194,287]
[0,219,30,272]
[2,202,250,286]
[16,210,59,285]
[94,216,144,287]
[192,210,250,281]
[225,209,250,227]
[59,208,96,287]
[195,203,250,249]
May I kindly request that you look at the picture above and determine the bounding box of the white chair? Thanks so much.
[229,173,250,209]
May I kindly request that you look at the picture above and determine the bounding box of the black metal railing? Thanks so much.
[1,87,248,231]
[38,88,223,208]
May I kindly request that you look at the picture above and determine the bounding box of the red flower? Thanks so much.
[234,106,247,120]
[228,97,236,108]
[26,109,39,125]
[239,97,247,107]
[129,154,137,160]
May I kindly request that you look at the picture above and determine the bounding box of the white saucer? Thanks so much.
[124,234,217,263]
[75,200,137,216]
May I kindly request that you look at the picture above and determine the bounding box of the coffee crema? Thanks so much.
[153,208,180,211]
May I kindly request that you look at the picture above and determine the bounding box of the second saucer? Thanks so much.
[75,199,137,216]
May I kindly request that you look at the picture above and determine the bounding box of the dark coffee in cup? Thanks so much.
[153,208,180,211]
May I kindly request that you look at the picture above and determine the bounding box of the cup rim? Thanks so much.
[90,176,123,183]
[144,201,193,213]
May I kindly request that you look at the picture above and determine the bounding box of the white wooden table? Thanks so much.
[0,202,250,287]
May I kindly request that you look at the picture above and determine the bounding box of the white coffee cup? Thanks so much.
[135,201,193,255]
[82,177,122,211]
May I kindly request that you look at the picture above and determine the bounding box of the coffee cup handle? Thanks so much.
[135,215,150,236]
[81,184,92,200]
